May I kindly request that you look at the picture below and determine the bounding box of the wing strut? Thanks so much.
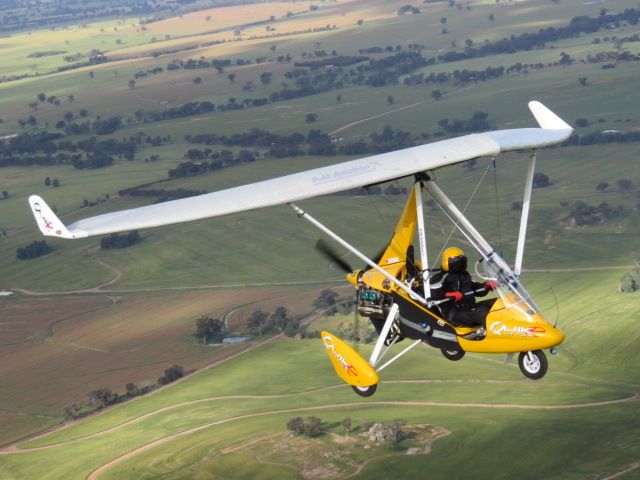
[514,151,536,276]
[414,182,431,299]
[290,204,427,305]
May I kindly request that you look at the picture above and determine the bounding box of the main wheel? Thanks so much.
[518,350,548,380]
[441,347,465,361]
[352,384,377,397]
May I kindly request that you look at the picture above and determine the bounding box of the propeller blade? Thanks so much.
[370,245,387,266]
[315,239,353,273]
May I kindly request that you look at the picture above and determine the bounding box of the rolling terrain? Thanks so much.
[0,0,639,477]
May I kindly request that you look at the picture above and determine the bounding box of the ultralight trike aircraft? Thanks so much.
[29,101,572,397]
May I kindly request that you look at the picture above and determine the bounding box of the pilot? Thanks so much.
[430,247,497,330]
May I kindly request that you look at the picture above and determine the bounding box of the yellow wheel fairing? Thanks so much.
[321,331,379,387]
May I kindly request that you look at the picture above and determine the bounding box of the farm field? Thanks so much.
[1,0,639,477]
[0,270,638,479]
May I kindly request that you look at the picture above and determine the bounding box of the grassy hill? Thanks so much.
[0,0,639,477]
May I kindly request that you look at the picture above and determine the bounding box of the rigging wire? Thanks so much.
[430,158,496,270]
[364,186,389,230]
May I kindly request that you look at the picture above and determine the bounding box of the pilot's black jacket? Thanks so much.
[429,270,490,327]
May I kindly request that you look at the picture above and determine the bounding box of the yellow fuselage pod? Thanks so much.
[321,331,379,387]
[458,297,565,353]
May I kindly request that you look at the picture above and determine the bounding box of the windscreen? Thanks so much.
[475,255,541,319]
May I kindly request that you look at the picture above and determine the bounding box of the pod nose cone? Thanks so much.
[546,325,565,347]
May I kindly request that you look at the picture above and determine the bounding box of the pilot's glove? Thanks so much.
[445,291,463,302]
[483,281,498,291]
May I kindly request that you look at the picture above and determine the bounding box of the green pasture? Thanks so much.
[0,269,638,478]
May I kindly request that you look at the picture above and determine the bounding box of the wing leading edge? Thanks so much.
[29,101,572,239]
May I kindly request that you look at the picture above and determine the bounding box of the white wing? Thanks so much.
[29,101,572,239]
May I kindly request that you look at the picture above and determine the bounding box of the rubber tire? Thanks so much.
[441,347,465,361]
[518,350,548,380]
[352,384,378,397]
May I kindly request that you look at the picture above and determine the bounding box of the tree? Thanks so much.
[342,417,352,436]
[619,272,638,293]
[387,95,394,104]
[44,176,51,186]
[578,77,588,86]
[125,383,140,397]
[336,94,342,103]
[304,416,322,437]
[64,111,74,122]
[128,79,136,89]
[533,172,551,188]
[617,178,633,191]
[440,17,447,24]
[306,113,318,123]
[488,13,495,21]
[37,93,46,102]
[158,365,184,385]
[29,102,39,111]
[575,118,590,128]
[260,72,273,85]
[596,182,609,192]
[287,417,305,434]
[388,419,406,444]
[194,316,225,343]
[100,231,139,249]
[559,52,573,66]
[16,240,51,260]
[431,89,443,101]
[2,191,7,199]
[357,19,364,26]
[313,289,339,309]
[67,94,75,103]
[63,403,80,420]
[193,76,202,84]
[227,73,236,83]
[89,71,94,78]
[52,178,60,187]
[270,306,290,332]
[247,310,269,336]
[87,388,118,409]
[79,109,89,118]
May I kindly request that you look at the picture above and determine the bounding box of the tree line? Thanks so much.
[64,363,185,420]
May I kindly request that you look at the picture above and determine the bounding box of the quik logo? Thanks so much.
[32,202,54,231]
[490,321,545,337]
[323,336,358,377]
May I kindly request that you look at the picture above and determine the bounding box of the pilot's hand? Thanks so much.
[445,291,463,302]
[484,281,498,291]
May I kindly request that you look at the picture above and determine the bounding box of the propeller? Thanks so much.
[315,238,387,273]
[315,238,354,273]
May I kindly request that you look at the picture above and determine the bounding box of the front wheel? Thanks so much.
[518,350,548,380]
[441,347,465,361]
[352,384,377,397]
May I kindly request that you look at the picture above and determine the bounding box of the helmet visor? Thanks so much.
[448,255,467,273]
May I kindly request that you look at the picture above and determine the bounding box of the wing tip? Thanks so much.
[28,195,81,239]
[528,101,573,132]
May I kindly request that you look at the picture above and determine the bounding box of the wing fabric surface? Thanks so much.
[28,101,573,239]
